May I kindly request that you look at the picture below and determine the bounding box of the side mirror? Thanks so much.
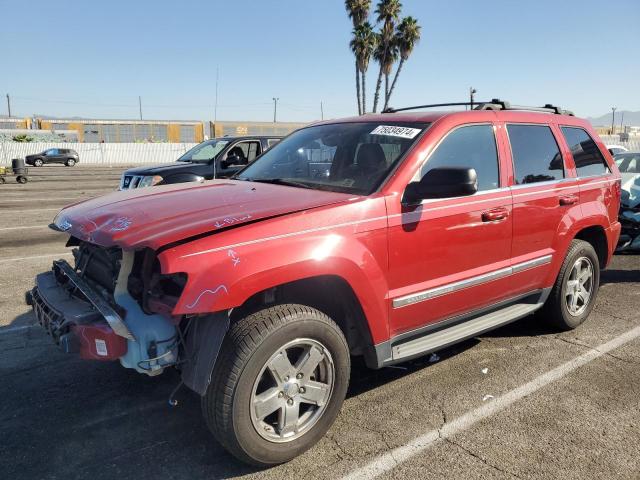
[403,167,478,204]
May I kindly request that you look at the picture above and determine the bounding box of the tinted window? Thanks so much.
[560,127,610,177]
[507,125,564,184]
[420,124,499,191]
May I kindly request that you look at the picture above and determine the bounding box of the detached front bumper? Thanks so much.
[27,260,132,360]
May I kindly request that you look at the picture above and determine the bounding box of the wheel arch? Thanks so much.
[230,275,378,366]
[573,224,609,268]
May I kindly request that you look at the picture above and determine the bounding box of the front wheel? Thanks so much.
[541,239,600,330]
[203,304,350,466]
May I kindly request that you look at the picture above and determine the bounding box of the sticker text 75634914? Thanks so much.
[370,125,422,139]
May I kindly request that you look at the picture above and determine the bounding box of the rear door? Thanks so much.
[559,126,618,226]
[503,122,578,294]
[387,122,513,336]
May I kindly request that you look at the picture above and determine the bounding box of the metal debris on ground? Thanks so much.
[481,367,489,374]
[428,353,440,363]
[482,394,494,402]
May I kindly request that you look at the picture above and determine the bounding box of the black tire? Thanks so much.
[541,239,600,330]
[65,158,76,167]
[16,175,27,184]
[0,176,5,184]
[34,158,44,167]
[203,304,350,466]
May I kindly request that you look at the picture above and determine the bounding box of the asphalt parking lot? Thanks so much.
[1,166,639,480]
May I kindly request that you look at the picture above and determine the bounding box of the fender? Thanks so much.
[158,198,391,344]
[545,209,611,286]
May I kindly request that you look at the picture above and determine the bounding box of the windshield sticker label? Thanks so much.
[370,125,421,139]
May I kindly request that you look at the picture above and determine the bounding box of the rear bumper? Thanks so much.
[28,260,130,360]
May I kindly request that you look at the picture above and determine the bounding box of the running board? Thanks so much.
[391,302,543,362]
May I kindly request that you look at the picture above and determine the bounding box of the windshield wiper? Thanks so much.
[248,178,313,189]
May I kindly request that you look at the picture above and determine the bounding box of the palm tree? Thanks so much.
[384,16,421,110]
[345,0,371,114]
[350,23,377,114]
[372,0,402,112]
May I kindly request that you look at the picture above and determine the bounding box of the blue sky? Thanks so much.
[2,0,639,122]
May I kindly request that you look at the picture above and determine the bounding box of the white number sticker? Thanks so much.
[95,339,108,356]
[370,125,421,139]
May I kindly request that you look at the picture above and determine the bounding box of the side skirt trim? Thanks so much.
[372,288,551,368]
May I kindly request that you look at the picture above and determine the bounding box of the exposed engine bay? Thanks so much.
[28,240,188,376]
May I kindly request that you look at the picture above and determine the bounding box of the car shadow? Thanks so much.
[601,268,640,285]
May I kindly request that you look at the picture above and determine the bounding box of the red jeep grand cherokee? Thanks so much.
[28,100,621,465]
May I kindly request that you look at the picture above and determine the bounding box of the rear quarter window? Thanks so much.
[560,127,610,177]
[507,124,564,184]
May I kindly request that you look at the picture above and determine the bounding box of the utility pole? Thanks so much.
[214,66,219,123]
[320,101,324,120]
[469,87,477,109]
[620,111,625,133]
[272,97,279,123]
[6,94,11,117]
[611,107,616,135]
[138,96,143,120]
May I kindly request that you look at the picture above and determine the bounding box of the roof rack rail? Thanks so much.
[382,99,574,116]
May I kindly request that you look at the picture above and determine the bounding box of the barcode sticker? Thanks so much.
[370,125,421,139]
[95,339,108,356]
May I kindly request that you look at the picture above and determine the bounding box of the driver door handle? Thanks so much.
[481,207,509,222]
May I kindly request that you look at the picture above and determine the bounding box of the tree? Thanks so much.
[350,23,377,114]
[345,0,371,114]
[372,0,401,113]
[384,16,421,110]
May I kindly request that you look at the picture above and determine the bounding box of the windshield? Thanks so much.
[178,139,229,162]
[236,122,429,194]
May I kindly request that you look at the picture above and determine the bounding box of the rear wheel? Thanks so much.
[16,175,28,184]
[65,158,76,167]
[541,239,600,330]
[0,176,5,184]
[203,304,350,466]
[34,159,43,167]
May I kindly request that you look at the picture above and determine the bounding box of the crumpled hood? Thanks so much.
[53,180,354,250]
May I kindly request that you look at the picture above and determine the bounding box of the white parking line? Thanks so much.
[2,252,72,262]
[4,208,60,214]
[1,197,80,203]
[0,324,36,335]
[341,325,640,480]
[0,225,47,232]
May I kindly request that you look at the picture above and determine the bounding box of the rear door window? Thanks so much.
[560,127,610,177]
[420,124,500,192]
[507,124,564,184]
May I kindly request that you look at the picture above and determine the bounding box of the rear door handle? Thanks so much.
[481,207,509,222]
[559,194,579,206]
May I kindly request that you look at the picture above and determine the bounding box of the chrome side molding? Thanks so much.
[392,254,552,309]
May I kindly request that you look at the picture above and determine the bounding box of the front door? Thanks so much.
[217,140,262,177]
[387,123,513,337]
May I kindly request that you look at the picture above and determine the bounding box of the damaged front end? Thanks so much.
[27,240,187,376]
[617,206,640,252]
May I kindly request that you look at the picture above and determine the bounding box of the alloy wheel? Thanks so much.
[565,256,594,316]
[250,338,334,443]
